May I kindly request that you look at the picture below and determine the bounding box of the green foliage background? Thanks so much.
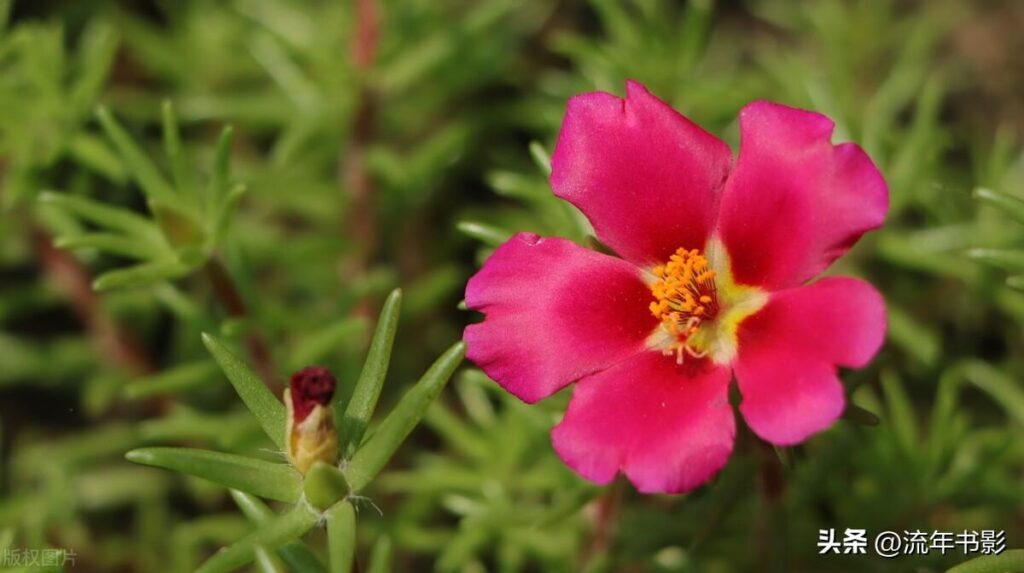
[0,0,1021,571]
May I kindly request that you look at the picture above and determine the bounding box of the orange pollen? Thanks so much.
[649,247,719,363]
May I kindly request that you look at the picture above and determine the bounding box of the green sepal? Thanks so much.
[303,462,350,511]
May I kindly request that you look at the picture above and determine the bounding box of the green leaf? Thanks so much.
[886,304,939,367]
[96,106,184,211]
[880,370,918,453]
[927,367,966,473]
[340,288,402,455]
[1008,275,1024,290]
[66,133,127,183]
[963,361,1024,425]
[230,491,328,573]
[211,125,235,207]
[70,21,119,110]
[254,547,288,573]
[55,232,164,260]
[345,341,465,491]
[528,141,551,175]
[38,192,162,240]
[203,332,286,450]
[126,447,302,502]
[123,361,218,399]
[195,504,320,573]
[975,187,1024,226]
[230,489,281,523]
[162,100,197,201]
[969,248,1024,272]
[93,260,190,291]
[366,536,392,573]
[456,221,511,247]
[212,183,246,243]
[326,501,356,573]
[945,550,1024,573]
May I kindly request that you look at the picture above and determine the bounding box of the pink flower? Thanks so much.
[464,81,888,494]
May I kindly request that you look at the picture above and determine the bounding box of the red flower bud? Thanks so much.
[289,366,337,423]
[285,366,339,474]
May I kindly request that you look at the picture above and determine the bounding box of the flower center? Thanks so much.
[649,247,719,363]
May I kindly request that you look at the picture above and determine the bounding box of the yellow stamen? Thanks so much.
[648,248,720,362]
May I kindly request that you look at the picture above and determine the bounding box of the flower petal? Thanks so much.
[551,80,733,266]
[716,101,888,290]
[552,352,734,494]
[465,233,656,403]
[734,277,886,445]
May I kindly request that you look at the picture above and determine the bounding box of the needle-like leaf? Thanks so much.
[125,447,301,502]
[161,100,198,202]
[211,125,235,209]
[366,536,392,573]
[123,361,218,399]
[39,192,162,240]
[528,141,551,175]
[345,341,465,491]
[974,188,1024,227]
[96,106,183,211]
[968,248,1024,272]
[93,260,190,291]
[340,288,402,455]
[254,547,287,573]
[203,332,286,450]
[456,220,511,247]
[55,232,164,260]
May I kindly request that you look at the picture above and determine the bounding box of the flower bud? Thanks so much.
[284,366,339,474]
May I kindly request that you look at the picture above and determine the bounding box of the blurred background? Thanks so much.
[0,0,1022,571]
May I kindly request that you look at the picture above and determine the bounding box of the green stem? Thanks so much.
[327,502,357,573]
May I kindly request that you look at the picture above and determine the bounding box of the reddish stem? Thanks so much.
[203,257,279,391]
[30,226,153,377]
[341,0,380,318]
[583,480,623,567]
